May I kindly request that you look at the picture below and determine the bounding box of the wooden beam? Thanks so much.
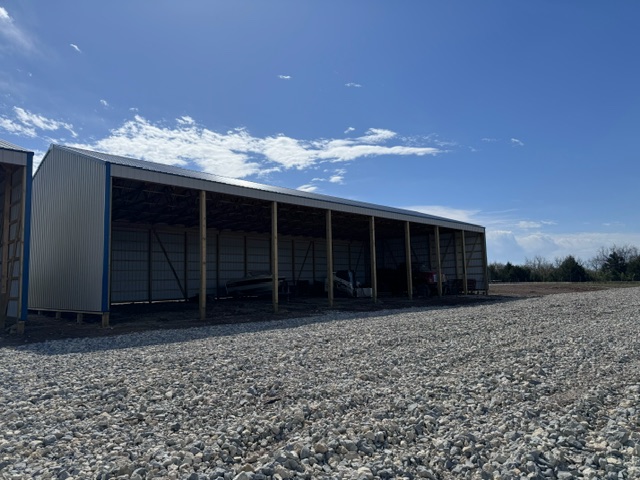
[0,168,12,330]
[482,231,489,295]
[405,221,413,299]
[199,190,207,320]
[435,226,443,297]
[326,210,334,307]
[271,201,279,313]
[370,217,378,303]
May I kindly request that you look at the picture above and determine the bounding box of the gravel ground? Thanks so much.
[1,288,640,480]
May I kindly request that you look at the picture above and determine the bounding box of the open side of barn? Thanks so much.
[28,144,487,327]
[0,139,33,334]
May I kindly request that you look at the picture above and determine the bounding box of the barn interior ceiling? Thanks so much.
[111,178,433,241]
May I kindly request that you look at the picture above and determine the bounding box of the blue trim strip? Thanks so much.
[20,154,33,321]
[101,163,111,313]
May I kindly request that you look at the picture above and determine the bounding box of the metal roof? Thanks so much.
[48,144,484,233]
[0,139,32,153]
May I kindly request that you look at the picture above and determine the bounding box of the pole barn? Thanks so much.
[0,139,33,334]
[28,144,488,327]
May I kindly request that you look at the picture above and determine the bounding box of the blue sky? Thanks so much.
[1,1,639,265]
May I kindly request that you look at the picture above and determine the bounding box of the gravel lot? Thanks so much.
[1,287,640,480]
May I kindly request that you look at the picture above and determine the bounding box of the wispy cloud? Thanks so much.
[511,138,524,146]
[70,43,82,53]
[345,82,362,88]
[64,115,441,178]
[403,205,481,224]
[297,184,318,193]
[344,127,355,134]
[481,137,497,143]
[0,107,76,138]
[0,7,35,53]
[99,99,109,107]
[278,75,292,80]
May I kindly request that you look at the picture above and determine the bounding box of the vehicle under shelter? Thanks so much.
[28,144,488,327]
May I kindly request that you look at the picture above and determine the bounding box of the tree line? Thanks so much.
[489,245,640,283]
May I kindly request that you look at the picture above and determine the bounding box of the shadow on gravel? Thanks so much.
[2,294,519,355]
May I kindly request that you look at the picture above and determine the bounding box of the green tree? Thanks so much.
[553,255,589,282]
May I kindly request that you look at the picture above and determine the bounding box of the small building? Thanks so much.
[0,139,33,333]
[29,144,488,326]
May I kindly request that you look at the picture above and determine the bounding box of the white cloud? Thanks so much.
[0,7,34,53]
[481,137,497,143]
[345,82,362,88]
[70,43,82,53]
[129,107,139,112]
[404,205,481,224]
[278,75,292,80]
[100,99,109,107]
[517,220,542,229]
[0,107,76,138]
[66,115,441,178]
[511,138,524,146]
[297,184,317,193]
[344,127,355,134]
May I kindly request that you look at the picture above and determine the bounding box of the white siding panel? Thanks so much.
[29,150,105,312]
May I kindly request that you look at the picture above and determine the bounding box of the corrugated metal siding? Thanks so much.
[439,231,457,281]
[218,232,246,289]
[247,236,270,274]
[151,231,186,301]
[111,228,149,303]
[29,149,106,312]
[410,233,431,269]
[465,232,487,289]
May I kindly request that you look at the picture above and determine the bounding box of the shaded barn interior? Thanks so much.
[0,139,33,333]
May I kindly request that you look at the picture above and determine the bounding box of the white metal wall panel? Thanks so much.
[29,149,106,312]
[111,228,149,303]
[439,231,457,280]
[278,240,292,281]
[410,233,431,269]
[292,238,316,284]
[465,232,487,289]
[218,232,246,287]
[247,236,270,274]
[151,231,185,301]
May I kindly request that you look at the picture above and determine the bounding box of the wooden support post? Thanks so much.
[77,313,83,324]
[435,226,443,297]
[462,231,468,295]
[102,312,110,328]
[370,217,378,303]
[16,321,24,335]
[0,169,12,330]
[148,228,152,303]
[326,210,334,307]
[199,191,207,320]
[405,221,413,300]
[482,231,489,295]
[55,311,61,319]
[216,233,220,299]
[271,202,279,313]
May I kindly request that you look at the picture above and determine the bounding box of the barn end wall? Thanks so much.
[28,148,107,312]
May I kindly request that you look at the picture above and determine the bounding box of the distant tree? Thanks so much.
[591,244,639,281]
[504,262,531,282]
[602,251,627,281]
[628,257,640,281]
[525,255,554,282]
[553,255,589,282]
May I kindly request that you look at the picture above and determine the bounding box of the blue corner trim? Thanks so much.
[101,163,111,313]
[20,153,33,321]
